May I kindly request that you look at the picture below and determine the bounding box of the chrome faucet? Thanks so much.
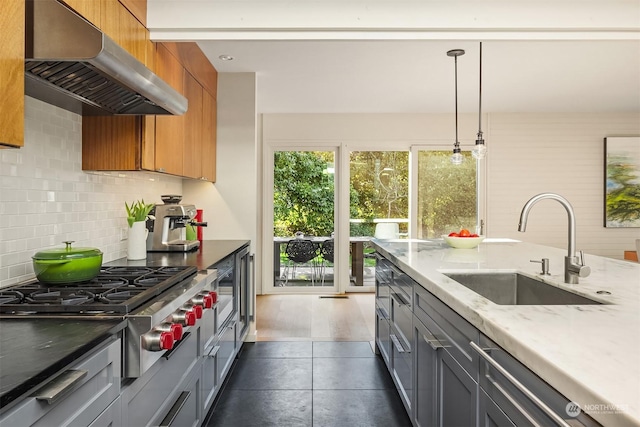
[518,193,590,284]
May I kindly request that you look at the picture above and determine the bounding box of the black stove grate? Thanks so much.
[0,266,197,315]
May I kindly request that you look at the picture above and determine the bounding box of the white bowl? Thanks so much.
[442,235,485,249]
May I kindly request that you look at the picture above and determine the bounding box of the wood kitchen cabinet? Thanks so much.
[0,0,25,148]
[82,42,218,181]
[62,0,149,66]
[154,43,186,176]
[183,72,204,179]
[201,90,217,182]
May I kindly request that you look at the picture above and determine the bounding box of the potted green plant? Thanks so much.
[125,200,154,260]
[125,200,155,227]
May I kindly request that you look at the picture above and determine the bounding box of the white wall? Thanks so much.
[261,112,640,260]
[183,73,258,246]
[0,97,183,288]
[487,113,640,259]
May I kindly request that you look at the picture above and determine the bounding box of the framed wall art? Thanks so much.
[604,136,640,228]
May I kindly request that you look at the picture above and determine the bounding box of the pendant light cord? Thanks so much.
[454,54,459,144]
[478,42,482,133]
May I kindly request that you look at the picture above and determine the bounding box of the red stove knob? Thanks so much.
[192,304,203,319]
[141,330,174,351]
[202,294,213,308]
[184,310,196,326]
[159,331,174,350]
[192,293,213,309]
[209,291,217,303]
[156,322,183,341]
[172,309,196,326]
[170,323,183,340]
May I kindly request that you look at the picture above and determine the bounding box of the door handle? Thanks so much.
[390,334,405,353]
[470,342,571,427]
[422,332,444,350]
[249,253,255,321]
[33,369,87,404]
[159,391,191,427]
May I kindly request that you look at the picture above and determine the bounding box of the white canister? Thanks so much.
[127,221,149,260]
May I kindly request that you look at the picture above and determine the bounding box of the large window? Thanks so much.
[416,150,478,238]
[349,151,409,238]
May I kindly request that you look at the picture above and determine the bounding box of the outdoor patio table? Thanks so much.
[274,236,371,286]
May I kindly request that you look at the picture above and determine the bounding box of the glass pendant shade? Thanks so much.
[451,148,463,165]
[472,132,486,159]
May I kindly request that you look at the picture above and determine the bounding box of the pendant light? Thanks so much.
[447,49,465,165]
[472,42,487,160]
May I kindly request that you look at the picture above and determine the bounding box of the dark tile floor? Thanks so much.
[203,341,412,427]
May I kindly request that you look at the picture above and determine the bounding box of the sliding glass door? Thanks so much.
[270,149,339,293]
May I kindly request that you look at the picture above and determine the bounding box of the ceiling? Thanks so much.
[197,39,640,115]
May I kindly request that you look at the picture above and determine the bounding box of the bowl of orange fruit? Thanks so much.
[442,229,485,249]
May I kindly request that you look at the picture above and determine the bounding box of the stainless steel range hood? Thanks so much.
[25,0,187,116]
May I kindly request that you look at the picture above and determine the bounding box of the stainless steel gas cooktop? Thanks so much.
[0,266,197,315]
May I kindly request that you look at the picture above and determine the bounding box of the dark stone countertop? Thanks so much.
[0,318,127,413]
[104,240,250,270]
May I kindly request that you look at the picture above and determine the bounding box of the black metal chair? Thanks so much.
[283,239,320,285]
[320,239,335,285]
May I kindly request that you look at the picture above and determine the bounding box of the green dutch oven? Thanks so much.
[32,241,103,284]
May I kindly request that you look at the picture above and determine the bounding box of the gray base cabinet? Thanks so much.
[121,326,201,427]
[412,291,478,427]
[0,337,121,427]
[374,252,603,427]
[439,348,477,427]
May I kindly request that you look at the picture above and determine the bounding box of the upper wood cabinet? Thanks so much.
[183,72,204,179]
[0,0,25,148]
[154,43,186,176]
[201,91,217,182]
[118,0,147,27]
[61,0,101,28]
[71,0,219,182]
[62,0,148,66]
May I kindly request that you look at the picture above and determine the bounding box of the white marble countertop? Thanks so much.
[372,238,640,427]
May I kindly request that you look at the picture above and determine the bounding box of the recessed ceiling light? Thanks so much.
[218,55,234,61]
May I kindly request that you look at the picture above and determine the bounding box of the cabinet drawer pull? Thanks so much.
[163,331,191,360]
[391,292,408,306]
[489,377,544,427]
[422,333,443,350]
[33,369,88,404]
[376,307,389,320]
[159,391,191,427]
[390,334,405,353]
[206,345,221,358]
[470,342,571,427]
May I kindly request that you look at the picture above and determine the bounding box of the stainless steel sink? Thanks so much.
[443,272,603,305]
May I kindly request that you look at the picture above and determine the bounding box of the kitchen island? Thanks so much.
[373,238,640,426]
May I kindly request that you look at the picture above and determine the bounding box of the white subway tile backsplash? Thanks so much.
[0,97,183,288]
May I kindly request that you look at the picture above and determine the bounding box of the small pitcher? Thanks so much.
[127,221,149,260]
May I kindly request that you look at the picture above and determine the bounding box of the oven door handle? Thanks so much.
[249,253,255,322]
[33,369,87,404]
[159,391,191,427]
[163,331,190,360]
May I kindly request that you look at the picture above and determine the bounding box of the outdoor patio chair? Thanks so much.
[320,239,334,285]
[283,239,320,285]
